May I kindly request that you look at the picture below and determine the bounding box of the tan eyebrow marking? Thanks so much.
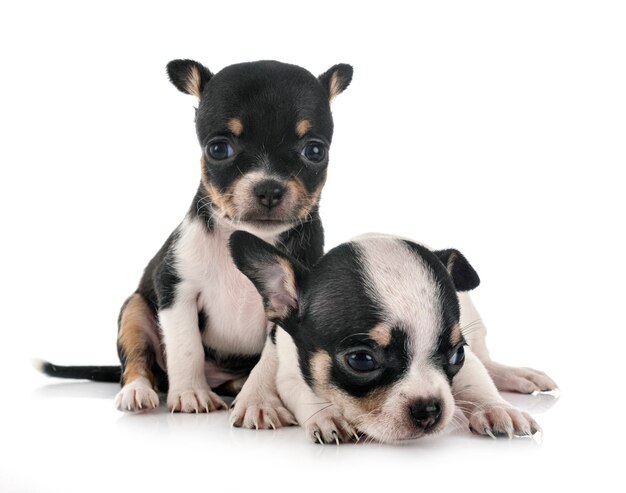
[450,323,463,347]
[296,119,312,138]
[227,118,243,136]
[369,323,391,346]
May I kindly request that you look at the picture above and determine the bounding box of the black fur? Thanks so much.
[166,59,213,96]
[318,64,354,99]
[38,59,351,389]
[433,249,480,292]
[204,348,260,374]
[38,361,121,382]
[231,235,481,400]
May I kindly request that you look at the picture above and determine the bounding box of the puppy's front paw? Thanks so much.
[167,386,227,413]
[484,361,558,394]
[469,403,541,439]
[115,378,159,412]
[230,395,297,429]
[305,406,358,445]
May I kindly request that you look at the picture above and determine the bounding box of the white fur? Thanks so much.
[159,215,280,412]
[230,331,297,429]
[275,328,353,442]
[274,235,543,442]
[115,376,159,411]
[453,348,541,437]
[357,237,440,356]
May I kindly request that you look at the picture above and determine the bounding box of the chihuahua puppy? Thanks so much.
[37,59,353,427]
[230,231,543,443]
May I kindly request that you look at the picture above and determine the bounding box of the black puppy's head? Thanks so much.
[167,59,353,235]
[229,232,480,443]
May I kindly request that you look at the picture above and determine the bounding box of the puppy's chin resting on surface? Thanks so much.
[230,231,544,444]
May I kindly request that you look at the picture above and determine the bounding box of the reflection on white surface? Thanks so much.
[2,362,612,493]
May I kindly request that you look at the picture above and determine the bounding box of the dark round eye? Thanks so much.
[346,351,379,372]
[449,345,465,366]
[206,141,234,160]
[302,141,326,163]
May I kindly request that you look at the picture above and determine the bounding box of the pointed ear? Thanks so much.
[318,64,353,102]
[433,249,480,291]
[229,231,307,323]
[166,59,213,98]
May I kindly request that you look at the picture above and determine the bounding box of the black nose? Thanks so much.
[254,180,285,209]
[410,398,442,430]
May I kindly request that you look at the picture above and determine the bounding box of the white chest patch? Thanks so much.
[175,217,271,355]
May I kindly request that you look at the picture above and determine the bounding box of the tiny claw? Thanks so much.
[353,431,361,443]
[485,427,497,440]
[507,429,513,440]
[332,431,340,446]
[269,420,277,431]
[313,430,323,445]
[138,401,142,410]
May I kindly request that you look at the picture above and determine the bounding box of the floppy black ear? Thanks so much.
[318,64,353,101]
[166,59,213,98]
[229,231,308,324]
[433,249,480,291]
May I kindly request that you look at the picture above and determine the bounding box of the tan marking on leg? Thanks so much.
[295,119,312,138]
[227,118,243,136]
[118,293,159,387]
[369,323,391,347]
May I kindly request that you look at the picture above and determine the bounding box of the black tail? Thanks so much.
[34,359,121,383]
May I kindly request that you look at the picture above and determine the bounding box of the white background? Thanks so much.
[1,1,624,492]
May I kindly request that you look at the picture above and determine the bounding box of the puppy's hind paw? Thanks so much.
[115,378,159,412]
[469,404,541,439]
[484,361,558,394]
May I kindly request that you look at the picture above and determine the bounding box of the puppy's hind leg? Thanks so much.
[458,292,558,394]
[453,348,541,438]
[115,293,162,412]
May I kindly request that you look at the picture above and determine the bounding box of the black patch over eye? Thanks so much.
[345,351,380,372]
[206,140,235,161]
[302,141,326,163]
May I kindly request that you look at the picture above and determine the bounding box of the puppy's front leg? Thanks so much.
[275,329,357,444]
[159,296,227,413]
[453,347,540,438]
[458,292,557,393]
[229,328,297,429]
